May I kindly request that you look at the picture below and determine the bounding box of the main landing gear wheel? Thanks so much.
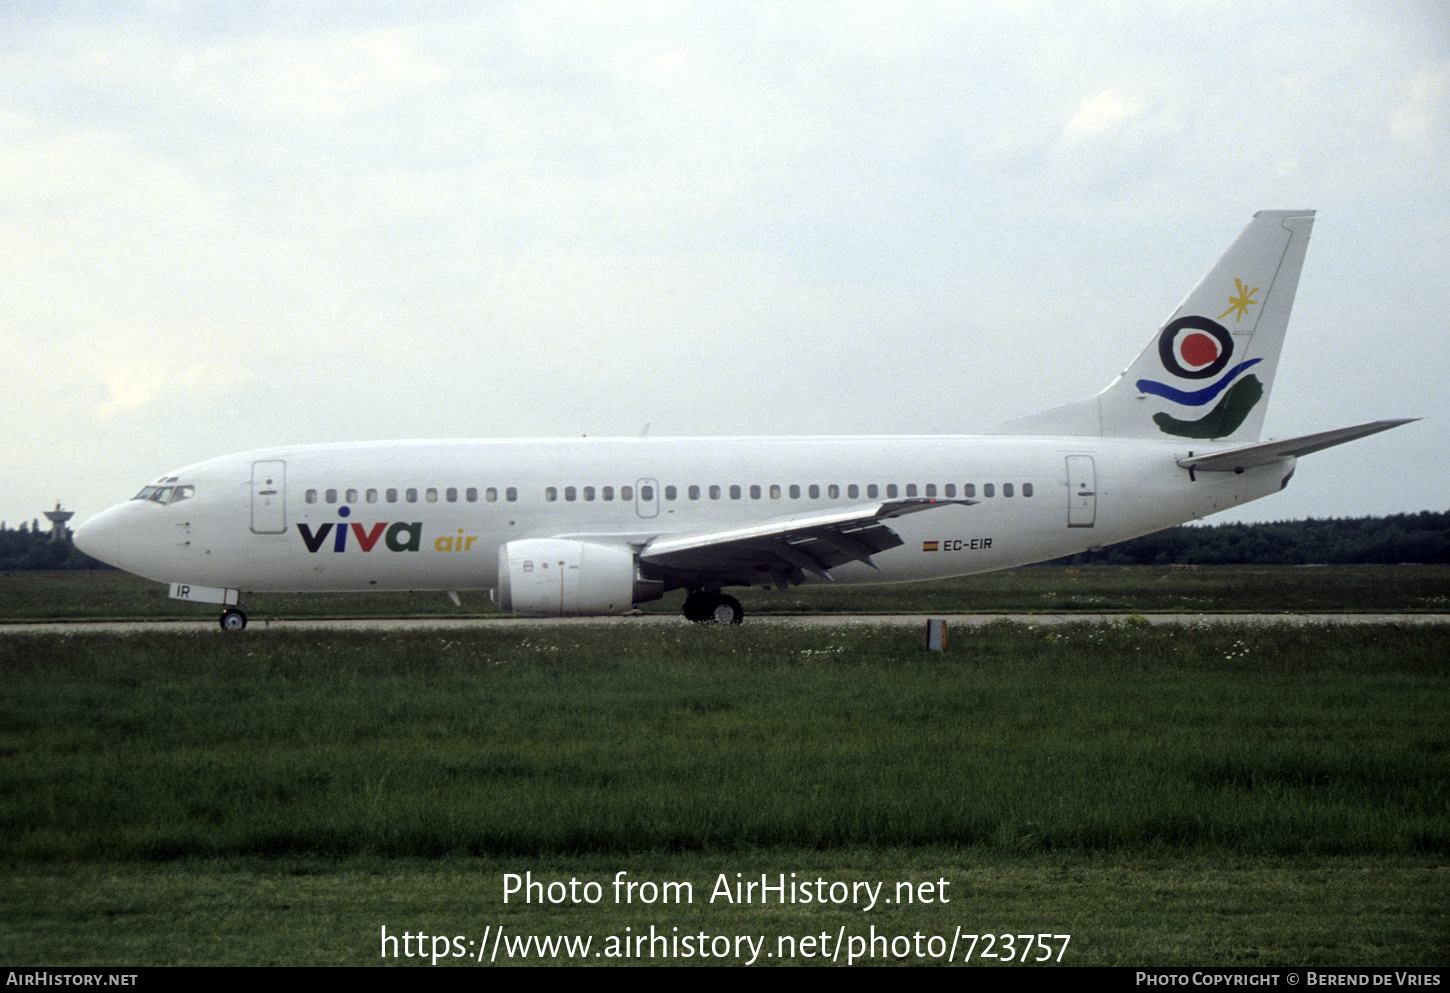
[682,592,744,625]
[219,608,248,632]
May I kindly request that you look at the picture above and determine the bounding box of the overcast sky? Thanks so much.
[3,0,1446,530]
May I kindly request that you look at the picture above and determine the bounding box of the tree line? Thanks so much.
[0,522,103,570]
[1050,509,1450,566]
[2,510,1447,572]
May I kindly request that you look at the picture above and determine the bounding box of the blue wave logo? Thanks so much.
[1138,359,1261,406]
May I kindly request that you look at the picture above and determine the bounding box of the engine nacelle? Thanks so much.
[493,539,663,616]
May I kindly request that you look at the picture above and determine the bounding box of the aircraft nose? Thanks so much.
[72,506,123,568]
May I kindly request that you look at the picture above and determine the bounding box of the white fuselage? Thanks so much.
[74,435,1291,595]
[70,211,1410,624]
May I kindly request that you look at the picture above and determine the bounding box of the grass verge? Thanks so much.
[2,620,1445,965]
[2,563,1448,622]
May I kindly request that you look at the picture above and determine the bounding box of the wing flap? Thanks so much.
[640,498,972,587]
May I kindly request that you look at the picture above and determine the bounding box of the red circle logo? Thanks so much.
[1178,332,1221,369]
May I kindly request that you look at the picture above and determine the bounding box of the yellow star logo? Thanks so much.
[1218,278,1259,323]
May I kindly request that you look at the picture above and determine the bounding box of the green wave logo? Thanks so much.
[1152,375,1263,439]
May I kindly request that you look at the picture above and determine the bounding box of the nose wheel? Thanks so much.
[220,607,248,631]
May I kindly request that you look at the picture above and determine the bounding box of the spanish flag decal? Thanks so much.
[923,541,939,552]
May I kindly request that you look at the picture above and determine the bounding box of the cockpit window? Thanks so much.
[132,484,194,505]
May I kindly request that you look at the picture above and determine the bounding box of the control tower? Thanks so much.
[43,503,75,542]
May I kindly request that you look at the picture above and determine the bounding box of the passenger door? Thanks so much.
[251,460,287,534]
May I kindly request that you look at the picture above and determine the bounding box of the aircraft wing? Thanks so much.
[1176,419,1417,473]
[639,498,973,590]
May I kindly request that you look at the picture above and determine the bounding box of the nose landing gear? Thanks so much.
[220,607,248,631]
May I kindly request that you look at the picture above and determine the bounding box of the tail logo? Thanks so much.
[1217,278,1259,323]
[1157,315,1235,380]
[1139,310,1263,439]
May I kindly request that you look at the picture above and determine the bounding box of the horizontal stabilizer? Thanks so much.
[1176,419,1417,473]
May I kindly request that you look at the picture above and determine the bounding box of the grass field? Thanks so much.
[2,614,1447,966]
[2,563,1448,622]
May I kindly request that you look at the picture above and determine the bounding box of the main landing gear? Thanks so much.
[220,607,248,631]
[682,591,744,625]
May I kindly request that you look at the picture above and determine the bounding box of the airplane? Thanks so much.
[74,210,1413,630]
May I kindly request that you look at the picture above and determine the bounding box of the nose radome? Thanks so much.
[72,507,122,568]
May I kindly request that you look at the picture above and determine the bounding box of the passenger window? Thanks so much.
[485,488,497,503]
[641,485,654,501]
[1004,483,1014,497]
[583,486,595,501]
[406,489,418,503]
[925,484,936,497]
[709,485,721,500]
[507,488,518,502]
[963,484,975,498]
[689,485,701,500]
[729,485,741,500]
[603,486,615,501]
[809,485,820,499]
[346,489,359,503]
[545,487,558,502]
[446,488,458,503]
[325,489,337,504]
[426,488,438,503]
[621,486,633,501]
[848,484,859,498]
[944,484,956,498]
[664,486,676,501]
[789,485,800,499]
[906,484,918,497]
[984,484,995,498]
[886,484,898,498]
[306,490,318,504]
[750,485,761,499]
[828,484,839,499]
[367,489,379,504]
[770,484,782,499]
[565,487,577,501]
[1023,483,1033,497]
[467,488,479,502]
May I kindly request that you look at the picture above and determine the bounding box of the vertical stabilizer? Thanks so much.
[989,210,1315,441]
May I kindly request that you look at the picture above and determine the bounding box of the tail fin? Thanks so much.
[989,210,1315,441]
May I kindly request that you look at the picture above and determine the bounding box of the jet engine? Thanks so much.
[493,539,663,616]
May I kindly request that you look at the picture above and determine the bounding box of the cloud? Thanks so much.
[1062,89,1150,146]
[0,1,1446,525]
[93,359,254,419]
[1391,63,1450,145]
